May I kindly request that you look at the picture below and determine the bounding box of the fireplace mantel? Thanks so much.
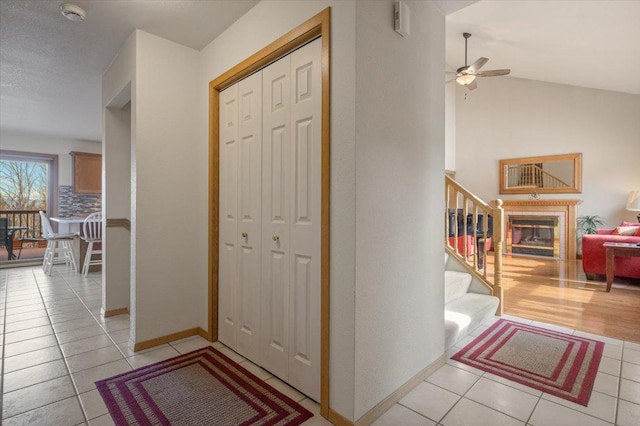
[501,199,581,260]
[501,199,581,208]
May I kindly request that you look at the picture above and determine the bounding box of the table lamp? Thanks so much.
[627,190,640,222]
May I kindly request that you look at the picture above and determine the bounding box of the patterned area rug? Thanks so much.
[96,346,313,425]
[451,319,604,406]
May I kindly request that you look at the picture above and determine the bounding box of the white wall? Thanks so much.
[201,1,446,420]
[102,32,137,334]
[445,81,457,171]
[0,129,101,186]
[455,77,640,226]
[354,0,445,418]
[103,101,131,313]
[102,30,204,345]
[132,31,203,343]
[200,0,358,418]
[99,0,447,420]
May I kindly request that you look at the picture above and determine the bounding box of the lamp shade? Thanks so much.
[627,191,640,211]
[456,74,476,85]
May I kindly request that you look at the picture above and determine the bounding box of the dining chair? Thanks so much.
[39,211,77,275]
[0,217,13,259]
[17,228,46,260]
[81,212,102,277]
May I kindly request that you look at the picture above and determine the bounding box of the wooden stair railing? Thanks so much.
[445,176,504,315]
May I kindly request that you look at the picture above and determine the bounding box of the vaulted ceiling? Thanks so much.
[1,1,638,143]
[445,1,640,95]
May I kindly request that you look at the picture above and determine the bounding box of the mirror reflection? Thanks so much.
[500,153,582,194]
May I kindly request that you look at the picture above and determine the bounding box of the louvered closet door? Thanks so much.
[236,72,263,362]
[218,84,239,348]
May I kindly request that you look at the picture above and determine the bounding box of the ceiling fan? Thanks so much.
[454,33,510,90]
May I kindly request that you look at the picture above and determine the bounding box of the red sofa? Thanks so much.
[582,222,640,280]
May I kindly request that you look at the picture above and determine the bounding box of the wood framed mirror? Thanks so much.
[499,153,582,194]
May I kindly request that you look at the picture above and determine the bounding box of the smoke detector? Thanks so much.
[60,3,86,21]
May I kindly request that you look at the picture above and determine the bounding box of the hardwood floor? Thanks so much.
[495,254,640,344]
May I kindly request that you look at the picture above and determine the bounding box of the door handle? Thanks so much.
[242,232,248,238]
[272,234,280,242]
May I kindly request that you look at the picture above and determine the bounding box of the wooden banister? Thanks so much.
[445,176,504,314]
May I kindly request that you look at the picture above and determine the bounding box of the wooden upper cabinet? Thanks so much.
[70,151,101,194]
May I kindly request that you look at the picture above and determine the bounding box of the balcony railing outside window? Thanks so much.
[0,210,45,261]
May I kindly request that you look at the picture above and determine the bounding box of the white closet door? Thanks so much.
[236,72,263,362]
[261,54,291,381]
[220,38,322,401]
[288,38,322,401]
[218,84,239,348]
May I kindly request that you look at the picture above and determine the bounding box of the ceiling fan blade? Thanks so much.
[467,80,478,90]
[456,65,470,74]
[467,57,488,73]
[477,69,511,77]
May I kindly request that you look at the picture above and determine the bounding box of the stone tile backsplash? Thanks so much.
[58,185,101,217]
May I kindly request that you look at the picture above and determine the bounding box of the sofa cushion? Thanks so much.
[445,293,499,349]
[445,271,472,304]
[582,233,640,279]
[613,226,640,236]
[596,229,614,235]
[621,221,640,227]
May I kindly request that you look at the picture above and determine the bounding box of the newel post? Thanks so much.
[492,199,504,316]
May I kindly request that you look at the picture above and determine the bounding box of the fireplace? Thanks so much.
[501,199,580,260]
[508,216,560,257]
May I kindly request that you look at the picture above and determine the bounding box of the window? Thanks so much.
[0,150,59,215]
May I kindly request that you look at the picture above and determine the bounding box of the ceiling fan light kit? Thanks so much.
[455,32,510,90]
[60,3,86,22]
[456,74,476,85]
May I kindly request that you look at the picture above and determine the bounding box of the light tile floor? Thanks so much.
[374,315,640,426]
[0,266,330,425]
[2,266,639,425]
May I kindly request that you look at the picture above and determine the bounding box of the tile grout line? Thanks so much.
[1,269,71,422]
[426,330,622,426]
[57,272,132,363]
[54,271,136,422]
[30,269,90,424]
[614,343,626,426]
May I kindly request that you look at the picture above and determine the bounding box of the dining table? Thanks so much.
[49,216,85,270]
[50,216,87,235]
[49,216,101,273]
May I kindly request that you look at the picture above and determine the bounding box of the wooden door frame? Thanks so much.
[208,8,331,418]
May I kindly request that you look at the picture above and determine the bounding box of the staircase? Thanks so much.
[444,176,504,348]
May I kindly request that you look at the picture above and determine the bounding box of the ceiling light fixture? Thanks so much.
[60,3,86,22]
[456,74,476,85]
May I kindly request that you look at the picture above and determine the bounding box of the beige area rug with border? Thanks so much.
[452,319,604,406]
[96,346,313,425]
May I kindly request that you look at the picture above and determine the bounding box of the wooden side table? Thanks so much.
[603,242,640,292]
